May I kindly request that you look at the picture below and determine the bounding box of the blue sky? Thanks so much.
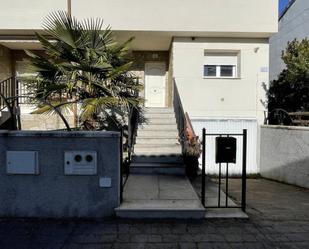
[279,0,290,14]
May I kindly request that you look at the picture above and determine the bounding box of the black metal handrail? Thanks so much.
[265,108,293,126]
[0,76,20,129]
[120,103,140,203]
[173,78,186,141]
[173,78,199,154]
[0,77,17,111]
[127,106,139,163]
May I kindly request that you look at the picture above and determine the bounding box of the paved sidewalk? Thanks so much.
[0,178,309,249]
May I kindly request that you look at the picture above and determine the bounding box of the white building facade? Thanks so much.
[0,0,278,173]
[270,0,309,81]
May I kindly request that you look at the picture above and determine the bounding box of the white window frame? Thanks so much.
[204,65,237,78]
[203,51,240,79]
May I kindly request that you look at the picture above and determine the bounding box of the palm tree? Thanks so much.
[25,11,143,131]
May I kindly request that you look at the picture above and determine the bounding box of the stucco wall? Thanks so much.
[72,0,277,34]
[0,131,121,218]
[270,0,309,81]
[0,0,278,35]
[0,0,66,31]
[260,126,309,189]
[172,38,269,124]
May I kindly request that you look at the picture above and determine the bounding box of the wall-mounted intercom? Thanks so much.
[64,151,97,175]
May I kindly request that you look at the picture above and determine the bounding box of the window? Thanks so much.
[220,65,235,77]
[204,65,217,77]
[203,52,239,78]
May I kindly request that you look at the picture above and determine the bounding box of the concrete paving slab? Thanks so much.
[158,175,197,200]
[124,175,158,200]
[205,181,238,207]
[205,208,248,219]
[116,174,205,218]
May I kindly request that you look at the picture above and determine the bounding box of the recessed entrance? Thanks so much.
[144,62,166,107]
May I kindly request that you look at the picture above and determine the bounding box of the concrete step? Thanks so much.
[143,118,176,125]
[144,113,175,119]
[137,130,179,138]
[134,152,182,157]
[130,162,185,175]
[134,145,182,156]
[139,124,178,131]
[144,108,174,114]
[115,201,205,219]
[132,155,183,164]
[135,137,179,145]
[135,143,181,148]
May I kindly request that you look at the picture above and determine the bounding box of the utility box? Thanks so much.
[215,137,237,164]
[6,151,39,175]
[64,151,97,175]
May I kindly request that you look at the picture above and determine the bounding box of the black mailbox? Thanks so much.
[215,137,237,164]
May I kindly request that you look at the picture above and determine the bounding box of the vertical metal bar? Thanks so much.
[6,80,9,101]
[218,163,221,207]
[225,134,229,207]
[16,78,21,130]
[242,129,247,212]
[201,128,206,207]
[120,129,123,203]
[1,82,3,107]
[225,163,229,207]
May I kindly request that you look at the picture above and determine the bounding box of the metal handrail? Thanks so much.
[265,108,294,126]
[0,77,17,111]
[173,78,186,141]
[173,78,199,149]
[0,76,20,129]
[127,106,139,162]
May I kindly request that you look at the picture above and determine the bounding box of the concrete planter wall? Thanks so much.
[260,125,309,189]
[0,130,121,218]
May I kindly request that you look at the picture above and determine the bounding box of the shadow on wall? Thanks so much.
[261,157,309,189]
[260,125,309,189]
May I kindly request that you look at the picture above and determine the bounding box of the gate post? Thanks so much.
[201,128,206,207]
[241,129,247,212]
[120,129,123,203]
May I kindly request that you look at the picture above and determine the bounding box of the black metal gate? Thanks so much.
[200,128,247,212]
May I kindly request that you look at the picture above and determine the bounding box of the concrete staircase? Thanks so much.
[130,107,185,175]
[115,107,205,219]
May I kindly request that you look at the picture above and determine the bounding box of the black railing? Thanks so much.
[120,105,140,203]
[265,109,309,127]
[265,109,293,126]
[0,77,17,111]
[120,128,124,203]
[201,128,248,212]
[127,106,139,164]
[0,76,20,129]
[173,79,186,141]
